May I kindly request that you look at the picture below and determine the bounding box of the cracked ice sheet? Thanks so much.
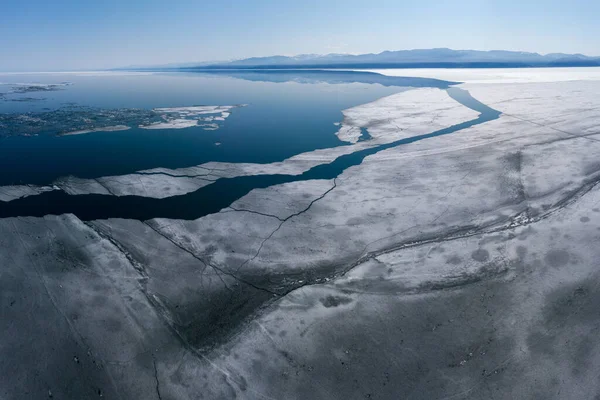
[209,182,600,399]
[226,180,335,220]
[89,218,274,350]
[236,145,526,276]
[48,173,216,199]
[141,137,524,282]
[0,171,219,201]
[147,210,282,270]
[85,181,339,352]
[230,122,550,275]
[0,214,276,399]
[55,176,113,195]
[139,180,339,274]
[0,215,174,399]
[8,171,600,399]
[161,96,599,282]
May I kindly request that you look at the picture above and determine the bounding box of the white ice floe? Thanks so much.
[60,125,131,136]
[335,125,363,143]
[140,119,199,130]
[57,174,216,198]
[139,105,239,130]
[153,105,235,115]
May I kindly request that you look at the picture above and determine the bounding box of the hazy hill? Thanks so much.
[179,48,600,69]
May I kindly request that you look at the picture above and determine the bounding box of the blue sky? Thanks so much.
[1,0,599,71]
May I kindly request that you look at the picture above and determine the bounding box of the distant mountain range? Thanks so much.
[161,48,600,70]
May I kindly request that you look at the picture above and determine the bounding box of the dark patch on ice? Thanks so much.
[446,255,463,265]
[544,249,570,268]
[502,152,521,171]
[320,295,353,308]
[357,127,372,142]
[268,280,521,399]
[471,249,490,262]
[516,246,527,259]
[527,278,600,377]
[583,161,600,176]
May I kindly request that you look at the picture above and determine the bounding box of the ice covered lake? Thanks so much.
[4,67,600,399]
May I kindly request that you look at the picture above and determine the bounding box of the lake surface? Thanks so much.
[0,68,502,221]
[0,70,453,186]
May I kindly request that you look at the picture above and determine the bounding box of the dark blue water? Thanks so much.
[0,71,452,186]
[0,85,501,221]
